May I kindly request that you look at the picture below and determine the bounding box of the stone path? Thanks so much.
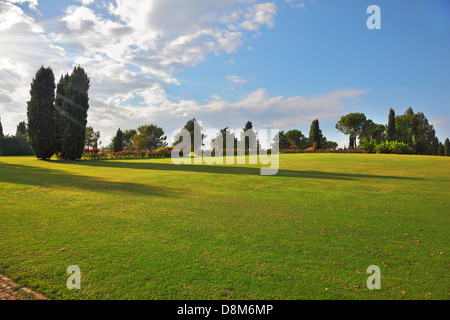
[0,274,49,300]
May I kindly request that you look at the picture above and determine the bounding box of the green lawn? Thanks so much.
[0,154,448,300]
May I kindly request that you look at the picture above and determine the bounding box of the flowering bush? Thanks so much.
[83,148,99,154]
[82,147,173,160]
[280,148,365,154]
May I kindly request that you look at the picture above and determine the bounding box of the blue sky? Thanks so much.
[1,0,449,147]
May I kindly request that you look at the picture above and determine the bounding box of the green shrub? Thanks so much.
[389,141,416,154]
[359,137,377,153]
[375,141,391,154]
[374,140,416,154]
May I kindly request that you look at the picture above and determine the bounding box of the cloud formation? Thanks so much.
[0,0,367,146]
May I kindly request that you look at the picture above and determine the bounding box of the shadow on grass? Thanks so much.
[0,162,174,197]
[54,159,422,181]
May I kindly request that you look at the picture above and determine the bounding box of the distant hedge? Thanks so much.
[0,136,34,156]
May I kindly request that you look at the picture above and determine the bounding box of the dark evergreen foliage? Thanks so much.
[26,66,57,159]
[58,66,90,160]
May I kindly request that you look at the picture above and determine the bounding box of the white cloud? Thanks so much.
[0,2,65,134]
[238,2,277,31]
[88,87,367,146]
[1,0,365,147]
[227,75,248,84]
[75,0,95,5]
[284,0,307,9]
[6,0,38,12]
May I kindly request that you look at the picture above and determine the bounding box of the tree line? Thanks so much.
[105,118,339,154]
[335,108,449,156]
[1,66,449,158]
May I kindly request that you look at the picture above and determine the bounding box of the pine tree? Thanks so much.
[59,66,90,160]
[336,113,367,150]
[444,138,449,157]
[387,108,396,141]
[26,66,57,159]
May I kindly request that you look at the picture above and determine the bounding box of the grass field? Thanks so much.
[0,153,448,300]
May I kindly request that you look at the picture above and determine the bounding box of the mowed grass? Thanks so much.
[0,153,448,300]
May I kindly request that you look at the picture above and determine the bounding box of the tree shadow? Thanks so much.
[54,160,422,181]
[0,162,174,197]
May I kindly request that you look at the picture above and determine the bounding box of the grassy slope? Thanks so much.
[0,154,448,300]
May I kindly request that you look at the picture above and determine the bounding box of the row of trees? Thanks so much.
[335,107,448,156]
[109,125,167,152]
[105,118,339,154]
[26,65,90,160]
[2,66,448,158]
[274,119,338,151]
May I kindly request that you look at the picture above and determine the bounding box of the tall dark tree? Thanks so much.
[309,119,324,149]
[112,128,123,152]
[27,66,57,159]
[387,108,396,141]
[59,66,90,160]
[55,74,70,153]
[241,120,258,151]
[444,138,449,157]
[0,116,4,138]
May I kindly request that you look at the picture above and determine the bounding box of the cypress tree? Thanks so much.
[26,66,57,159]
[113,128,123,152]
[55,74,69,154]
[309,119,322,149]
[444,138,449,157]
[243,121,256,151]
[59,66,90,160]
[387,108,396,141]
